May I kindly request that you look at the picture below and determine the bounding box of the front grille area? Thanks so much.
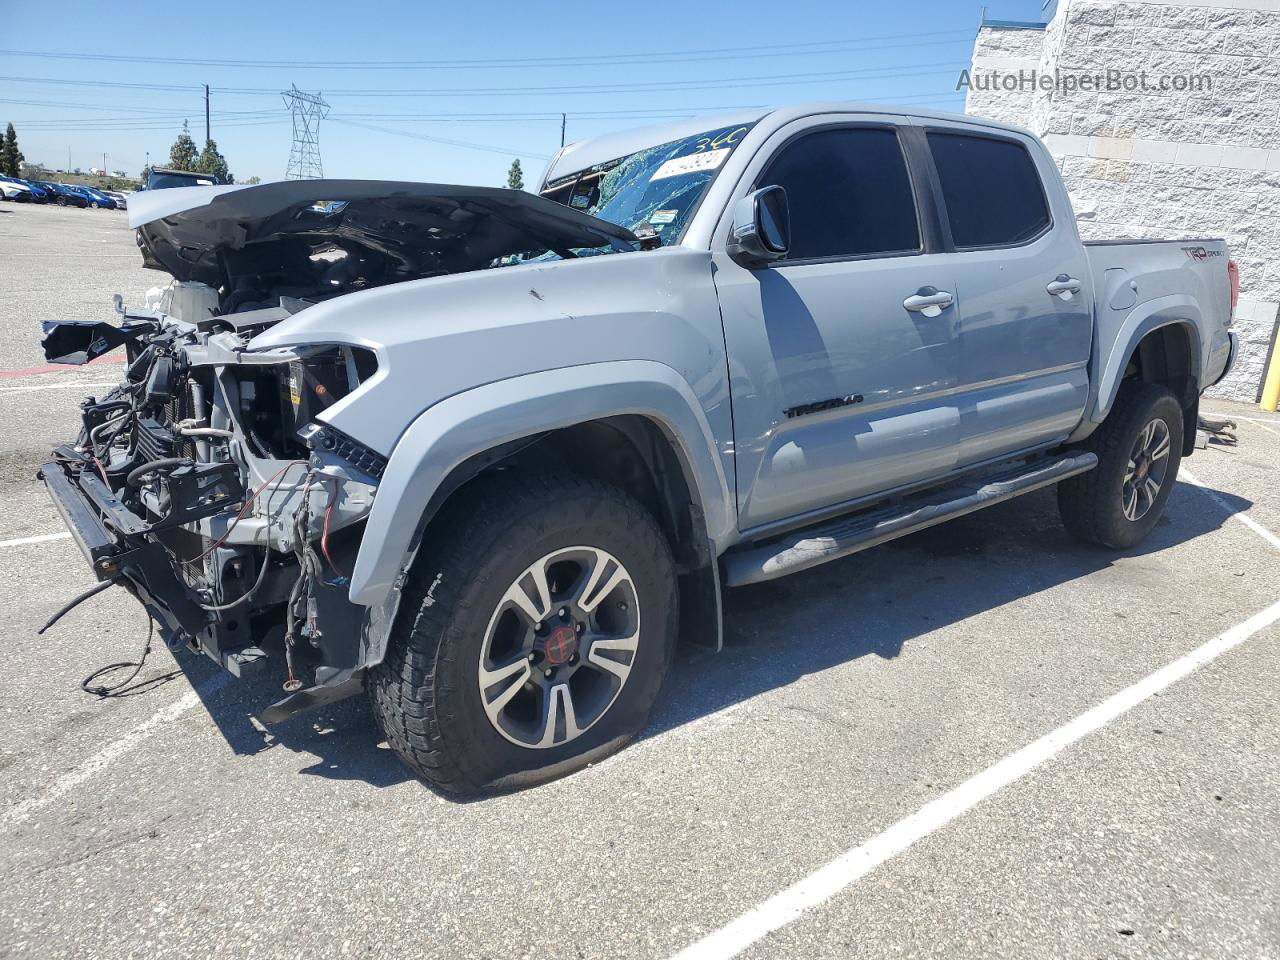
[133,415,194,463]
[153,524,212,588]
[135,380,198,463]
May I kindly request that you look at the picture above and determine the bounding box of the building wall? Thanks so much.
[966,24,1047,127]
[966,0,1280,403]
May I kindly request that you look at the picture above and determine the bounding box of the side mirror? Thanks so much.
[728,185,789,267]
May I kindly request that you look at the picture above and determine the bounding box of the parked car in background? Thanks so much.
[0,181,34,202]
[0,176,51,202]
[144,167,219,190]
[75,186,117,209]
[103,190,128,209]
[36,182,90,208]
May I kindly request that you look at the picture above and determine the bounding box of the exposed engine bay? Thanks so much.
[42,307,384,707]
[37,179,641,720]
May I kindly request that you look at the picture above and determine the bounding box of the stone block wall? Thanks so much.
[966,24,1047,127]
[966,0,1280,403]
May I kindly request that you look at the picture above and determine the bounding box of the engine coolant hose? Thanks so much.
[126,458,191,487]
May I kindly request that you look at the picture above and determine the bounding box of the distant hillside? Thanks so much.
[22,167,140,192]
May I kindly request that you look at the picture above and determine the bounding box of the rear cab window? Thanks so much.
[926,132,1051,248]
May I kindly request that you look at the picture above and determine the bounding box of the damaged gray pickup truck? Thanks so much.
[40,103,1238,794]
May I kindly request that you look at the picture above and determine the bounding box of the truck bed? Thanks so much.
[1081,236,1234,428]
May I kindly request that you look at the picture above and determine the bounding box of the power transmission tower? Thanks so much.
[281,85,329,180]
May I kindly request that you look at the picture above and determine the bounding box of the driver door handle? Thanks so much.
[903,286,955,318]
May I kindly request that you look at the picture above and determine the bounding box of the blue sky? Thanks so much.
[1,0,1045,187]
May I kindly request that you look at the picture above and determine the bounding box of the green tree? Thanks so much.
[244,175,262,185]
[506,158,524,191]
[168,121,198,171]
[1,123,24,178]
[195,138,233,184]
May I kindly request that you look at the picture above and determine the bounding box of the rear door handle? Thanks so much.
[1047,275,1083,300]
[903,286,955,318]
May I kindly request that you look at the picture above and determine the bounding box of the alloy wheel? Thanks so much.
[1122,417,1172,521]
[477,546,639,749]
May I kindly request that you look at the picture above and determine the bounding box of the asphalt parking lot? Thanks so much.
[1,199,1278,960]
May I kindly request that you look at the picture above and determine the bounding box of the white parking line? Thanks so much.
[671,473,1280,960]
[670,595,1280,960]
[0,381,120,395]
[1,674,233,829]
[1229,414,1280,425]
[0,532,71,549]
[1182,468,1280,553]
[1239,417,1280,437]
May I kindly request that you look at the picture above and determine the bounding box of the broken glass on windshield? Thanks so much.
[541,123,755,246]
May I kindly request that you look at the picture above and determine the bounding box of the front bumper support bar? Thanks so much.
[38,457,210,639]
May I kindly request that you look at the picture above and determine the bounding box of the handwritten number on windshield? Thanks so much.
[693,127,749,153]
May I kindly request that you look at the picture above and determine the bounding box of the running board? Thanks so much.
[723,452,1098,587]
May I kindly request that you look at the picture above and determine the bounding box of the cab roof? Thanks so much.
[540,101,1033,186]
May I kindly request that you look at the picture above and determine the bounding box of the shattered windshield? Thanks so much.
[540,123,754,246]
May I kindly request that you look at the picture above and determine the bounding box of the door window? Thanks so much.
[757,127,920,261]
[926,132,1051,248]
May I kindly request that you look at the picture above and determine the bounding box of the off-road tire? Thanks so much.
[369,471,678,795]
[1058,381,1184,548]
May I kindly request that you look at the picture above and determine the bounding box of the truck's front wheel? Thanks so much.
[369,472,677,795]
[1058,381,1184,548]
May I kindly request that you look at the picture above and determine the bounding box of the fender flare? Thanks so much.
[346,359,734,610]
[1087,295,1203,427]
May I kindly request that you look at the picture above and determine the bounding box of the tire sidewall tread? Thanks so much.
[370,471,677,796]
[1058,381,1185,549]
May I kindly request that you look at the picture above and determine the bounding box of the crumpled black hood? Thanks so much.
[130,179,640,288]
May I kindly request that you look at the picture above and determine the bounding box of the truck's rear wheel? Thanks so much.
[369,472,677,795]
[1058,381,1184,548]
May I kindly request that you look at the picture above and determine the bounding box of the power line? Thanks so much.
[0,30,974,70]
[0,97,275,117]
[17,117,278,128]
[15,119,286,134]
[0,75,205,92]
[273,66,969,99]
[330,118,552,160]
[327,89,965,160]
[329,92,963,124]
[0,59,968,100]
[0,90,758,121]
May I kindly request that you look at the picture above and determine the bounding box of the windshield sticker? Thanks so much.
[649,209,678,225]
[650,149,730,181]
[569,195,591,208]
